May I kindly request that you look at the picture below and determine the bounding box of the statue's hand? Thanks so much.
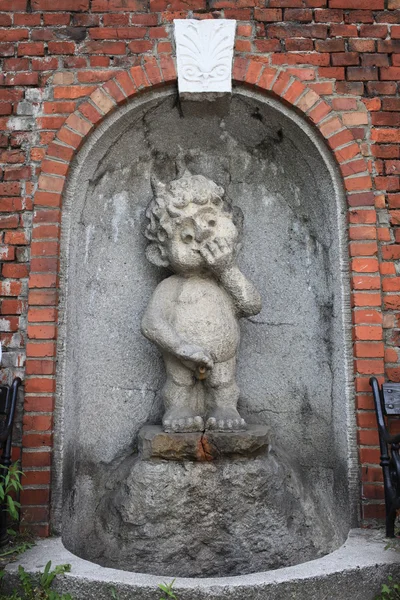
[177,343,214,370]
[199,237,235,276]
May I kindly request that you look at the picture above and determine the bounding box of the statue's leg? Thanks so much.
[162,353,204,433]
[205,357,246,431]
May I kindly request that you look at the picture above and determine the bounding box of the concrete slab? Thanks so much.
[3,529,400,600]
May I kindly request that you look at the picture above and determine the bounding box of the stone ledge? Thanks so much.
[138,424,269,461]
[4,531,400,600]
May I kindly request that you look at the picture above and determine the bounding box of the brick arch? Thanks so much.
[24,57,370,535]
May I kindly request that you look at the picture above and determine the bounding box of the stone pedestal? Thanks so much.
[138,424,270,461]
[86,428,336,578]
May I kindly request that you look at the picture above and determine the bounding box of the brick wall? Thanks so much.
[1,0,399,536]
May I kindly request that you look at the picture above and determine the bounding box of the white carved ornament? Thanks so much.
[174,19,236,94]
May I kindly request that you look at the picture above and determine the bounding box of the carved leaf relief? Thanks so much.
[174,19,236,94]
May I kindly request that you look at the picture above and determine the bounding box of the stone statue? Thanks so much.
[142,172,262,433]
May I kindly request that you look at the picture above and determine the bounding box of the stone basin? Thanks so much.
[4,530,400,600]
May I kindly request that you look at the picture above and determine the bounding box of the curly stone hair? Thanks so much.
[144,172,241,268]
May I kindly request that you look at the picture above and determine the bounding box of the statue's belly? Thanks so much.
[173,278,240,362]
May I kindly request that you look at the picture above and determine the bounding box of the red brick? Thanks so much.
[314,8,342,20]
[24,396,54,412]
[332,53,360,66]
[159,54,176,82]
[349,39,375,53]
[254,8,282,20]
[329,0,383,6]
[352,275,381,290]
[28,308,57,323]
[92,0,148,9]
[0,182,21,196]
[283,80,307,104]
[378,40,400,52]
[23,473,51,489]
[345,10,374,23]
[17,42,45,57]
[90,56,111,67]
[26,341,56,358]
[266,24,328,38]
[330,24,358,37]
[315,38,345,52]
[0,29,29,42]
[44,14,70,25]
[0,214,19,229]
[130,65,150,89]
[23,415,53,432]
[83,41,126,54]
[362,54,389,67]
[32,58,59,71]
[25,378,55,394]
[367,82,397,95]
[353,309,382,324]
[31,0,89,8]
[0,44,14,57]
[2,264,29,278]
[372,129,400,143]
[21,451,52,469]
[382,98,400,111]
[347,67,378,81]
[4,58,29,71]
[284,8,313,20]
[380,67,400,80]
[5,72,39,86]
[372,146,400,159]
[54,85,96,99]
[382,244,400,259]
[20,489,50,505]
[48,41,76,55]
[286,39,313,51]
[272,53,329,66]
[254,40,281,52]
[128,40,153,53]
[352,258,379,273]
[349,209,376,224]
[360,24,388,38]
[354,325,383,340]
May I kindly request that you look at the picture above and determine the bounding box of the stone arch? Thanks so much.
[24,58,367,533]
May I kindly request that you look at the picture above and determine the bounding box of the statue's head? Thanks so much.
[144,172,241,274]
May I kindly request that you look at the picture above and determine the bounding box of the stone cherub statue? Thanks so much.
[141,172,262,433]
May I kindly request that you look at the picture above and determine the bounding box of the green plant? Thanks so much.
[376,575,400,599]
[0,464,23,523]
[0,561,73,600]
[0,542,34,560]
[109,579,178,600]
[158,580,177,600]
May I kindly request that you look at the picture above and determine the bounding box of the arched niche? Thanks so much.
[54,85,357,571]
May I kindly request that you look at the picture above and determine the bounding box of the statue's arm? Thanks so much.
[219,265,262,318]
[141,281,183,355]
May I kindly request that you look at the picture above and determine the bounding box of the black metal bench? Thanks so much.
[370,376,400,537]
[0,377,21,545]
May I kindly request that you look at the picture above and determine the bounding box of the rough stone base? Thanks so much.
[72,445,338,578]
[4,531,400,600]
[138,424,270,461]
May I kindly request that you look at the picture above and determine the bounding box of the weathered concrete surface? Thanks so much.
[4,530,400,600]
[74,447,337,577]
[58,86,356,566]
[138,425,270,461]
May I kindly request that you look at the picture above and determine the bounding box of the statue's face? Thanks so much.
[167,202,238,274]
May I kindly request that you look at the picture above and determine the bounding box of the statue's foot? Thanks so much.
[163,409,204,433]
[205,408,246,432]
